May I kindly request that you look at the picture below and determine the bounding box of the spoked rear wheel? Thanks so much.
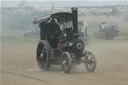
[84,51,96,72]
[36,43,50,70]
[61,52,72,73]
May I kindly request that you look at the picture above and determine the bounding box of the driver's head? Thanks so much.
[69,24,72,28]
[67,23,72,29]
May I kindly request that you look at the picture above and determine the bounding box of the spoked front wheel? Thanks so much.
[84,51,96,72]
[61,52,72,73]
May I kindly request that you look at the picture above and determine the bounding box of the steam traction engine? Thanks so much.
[33,8,96,73]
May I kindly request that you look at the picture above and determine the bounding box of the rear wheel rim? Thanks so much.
[37,43,49,70]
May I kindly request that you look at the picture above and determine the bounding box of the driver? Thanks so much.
[67,23,73,30]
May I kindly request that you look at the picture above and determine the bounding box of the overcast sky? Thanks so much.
[1,0,128,8]
[1,0,128,1]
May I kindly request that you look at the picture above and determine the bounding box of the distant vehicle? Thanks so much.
[33,8,96,73]
[24,30,40,37]
[96,22,119,40]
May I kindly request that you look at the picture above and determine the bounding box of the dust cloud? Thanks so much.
[1,1,128,85]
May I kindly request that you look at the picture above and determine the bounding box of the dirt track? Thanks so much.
[1,40,128,85]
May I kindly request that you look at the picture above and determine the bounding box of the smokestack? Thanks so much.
[71,7,78,33]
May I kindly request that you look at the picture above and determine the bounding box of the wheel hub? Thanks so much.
[63,60,66,64]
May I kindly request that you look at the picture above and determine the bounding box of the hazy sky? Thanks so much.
[1,0,128,1]
[1,0,128,8]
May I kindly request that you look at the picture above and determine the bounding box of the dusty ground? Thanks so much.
[1,39,128,85]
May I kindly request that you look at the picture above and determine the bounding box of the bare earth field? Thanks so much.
[1,39,128,85]
[1,13,128,85]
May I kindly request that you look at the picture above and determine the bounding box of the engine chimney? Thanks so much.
[71,7,78,33]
